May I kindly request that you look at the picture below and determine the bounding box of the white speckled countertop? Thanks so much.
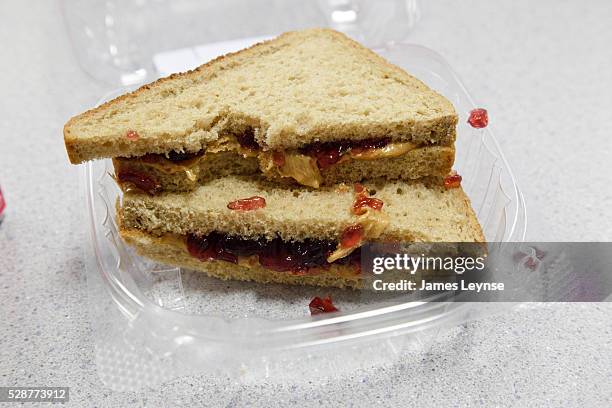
[0,0,611,406]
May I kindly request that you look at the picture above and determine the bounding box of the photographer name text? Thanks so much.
[372,279,504,292]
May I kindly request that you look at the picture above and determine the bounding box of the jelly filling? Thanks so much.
[186,232,238,264]
[126,130,139,140]
[309,296,339,315]
[186,232,360,272]
[166,150,201,162]
[137,135,392,170]
[340,224,364,249]
[235,128,260,151]
[443,171,462,189]
[116,170,161,195]
[235,131,393,170]
[139,150,203,164]
[467,108,489,128]
[227,196,267,211]
[300,137,391,169]
[353,196,384,214]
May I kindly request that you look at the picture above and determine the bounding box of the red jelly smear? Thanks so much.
[309,296,339,315]
[259,238,337,272]
[257,238,295,271]
[523,256,539,271]
[117,170,161,194]
[126,130,139,140]
[302,138,390,170]
[259,243,301,272]
[305,142,347,169]
[140,150,203,164]
[272,151,285,167]
[139,154,161,164]
[353,196,384,215]
[236,129,259,150]
[166,150,200,162]
[349,137,390,154]
[340,224,364,248]
[186,232,351,273]
[227,196,266,211]
[186,234,214,260]
[467,108,488,128]
[354,183,365,193]
[186,233,237,264]
[443,172,462,189]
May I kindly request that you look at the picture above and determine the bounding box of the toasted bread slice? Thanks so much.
[119,175,484,243]
[64,28,457,164]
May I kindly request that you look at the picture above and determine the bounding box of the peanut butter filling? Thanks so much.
[326,184,389,262]
[115,136,423,190]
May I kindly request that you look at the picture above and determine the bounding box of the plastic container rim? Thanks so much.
[82,41,527,347]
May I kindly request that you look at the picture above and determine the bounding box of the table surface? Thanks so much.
[1,0,611,407]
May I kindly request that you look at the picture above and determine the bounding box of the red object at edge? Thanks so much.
[467,108,489,128]
[0,186,5,219]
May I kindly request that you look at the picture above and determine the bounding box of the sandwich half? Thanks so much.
[64,28,457,192]
[118,175,484,289]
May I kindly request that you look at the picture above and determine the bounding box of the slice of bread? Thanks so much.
[64,28,457,164]
[120,227,365,289]
[113,145,455,193]
[119,175,484,243]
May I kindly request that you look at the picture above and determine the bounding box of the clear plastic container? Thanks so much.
[81,42,526,391]
[83,43,526,390]
[61,0,420,86]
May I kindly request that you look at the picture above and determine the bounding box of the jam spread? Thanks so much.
[301,138,391,170]
[340,224,364,249]
[235,132,394,166]
[309,296,339,315]
[115,133,422,193]
[467,108,489,128]
[139,150,203,164]
[272,151,285,166]
[125,130,139,140]
[227,196,267,211]
[353,196,384,215]
[116,170,161,195]
[443,171,462,189]
[166,150,201,162]
[258,238,334,272]
[115,128,419,194]
[186,232,359,273]
[302,142,348,169]
[353,183,384,215]
[267,138,405,188]
[235,129,260,151]
[349,138,391,154]
[327,182,389,262]
[186,232,238,264]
